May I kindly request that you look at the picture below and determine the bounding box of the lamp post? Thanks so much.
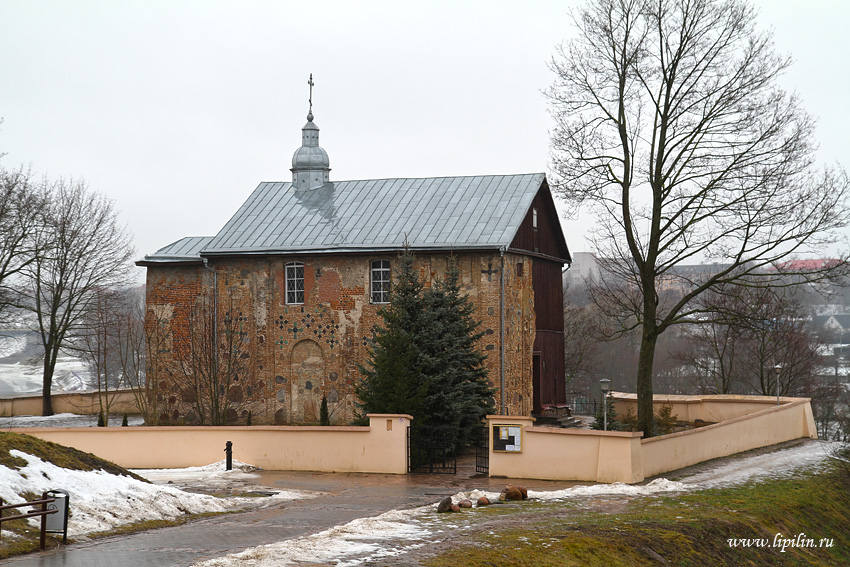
[775,365,782,406]
[600,379,611,431]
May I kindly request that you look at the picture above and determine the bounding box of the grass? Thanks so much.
[424,463,850,566]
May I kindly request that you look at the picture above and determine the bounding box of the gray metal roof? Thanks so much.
[197,173,548,255]
[142,236,214,263]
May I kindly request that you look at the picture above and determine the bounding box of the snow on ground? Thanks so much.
[0,333,28,358]
[675,439,833,488]
[131,461,314,501]
[193,480,692,567]
[193,440,835,567]
[196,506,434,567]
[0,413,146,428]
[0,455,310,538]
[0,330,93,396]
[0,357,92,396]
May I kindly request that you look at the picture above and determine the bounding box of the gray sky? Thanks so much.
[1,0,847,280]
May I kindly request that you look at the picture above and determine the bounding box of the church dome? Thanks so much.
[291,141,330,170]
[291,111,331,190]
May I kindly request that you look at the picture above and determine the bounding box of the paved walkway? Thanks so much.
[4,457,582,567]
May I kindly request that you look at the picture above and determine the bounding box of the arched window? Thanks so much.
[285,262,304,304]
[370,260,391,304]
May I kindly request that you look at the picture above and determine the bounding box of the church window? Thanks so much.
[285,262,304,304]
[371,260,391,303]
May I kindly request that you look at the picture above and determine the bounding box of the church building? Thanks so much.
[138,98,571,425]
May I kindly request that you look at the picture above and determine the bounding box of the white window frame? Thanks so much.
[370,260,391,304]
[285,262,305,304]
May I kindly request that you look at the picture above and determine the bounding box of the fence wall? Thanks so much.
[609,392,794,423]
[10,414,412,474]
[487,395,817,484]
[640,398,817,478]
[487,415,644,483]
[0,391,140,417]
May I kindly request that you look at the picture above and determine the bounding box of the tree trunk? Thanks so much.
[41,359,56,416]
[636,328,657,437]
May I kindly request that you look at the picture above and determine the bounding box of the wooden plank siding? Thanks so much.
[510,182,570,412]
[531,260,567,412]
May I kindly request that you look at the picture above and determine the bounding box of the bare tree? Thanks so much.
[26,179,135,415]
[675,319,741,394]
[116,286,166,426]
[548,0,850,435]
[736,289,823,398]
[167,290,258,425]
[563,281,601,393]
[0,167,44,322]
[78,287,124,424]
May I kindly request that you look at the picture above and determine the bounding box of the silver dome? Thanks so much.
[291,116,331,190]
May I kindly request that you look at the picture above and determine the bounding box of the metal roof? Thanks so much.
[200,173,548,255]
[142,236,214,263]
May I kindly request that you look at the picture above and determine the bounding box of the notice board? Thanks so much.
[492,424,522,452]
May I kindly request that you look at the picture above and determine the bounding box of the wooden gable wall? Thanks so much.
[510,181,570,413]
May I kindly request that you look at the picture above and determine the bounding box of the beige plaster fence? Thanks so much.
[9,414,413,474]
[609,392,799,423]
[487,415,644,483]
[487,394,817,484]
[639,397,817,478]
[0,390,140,417]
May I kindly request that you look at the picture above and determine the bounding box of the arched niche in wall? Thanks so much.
[290,339,324,423]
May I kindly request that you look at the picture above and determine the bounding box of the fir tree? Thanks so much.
[320,394,330,426]
[419,256,494,448]
[591,393,620,431]
[356,248,429,419]
[357,250,493,450]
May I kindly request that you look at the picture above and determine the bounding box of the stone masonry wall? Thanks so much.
[144,251,537,425]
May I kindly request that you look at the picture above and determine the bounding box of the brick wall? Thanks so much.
[144,250,540,425]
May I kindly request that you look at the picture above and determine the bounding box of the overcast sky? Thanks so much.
[1,0,847,280]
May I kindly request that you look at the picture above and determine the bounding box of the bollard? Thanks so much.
[225,441,233,471]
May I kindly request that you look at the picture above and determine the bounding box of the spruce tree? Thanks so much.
[356,248,429,419]
[420,257,494,448]
[357,250,494,451]
[319,394,330,426]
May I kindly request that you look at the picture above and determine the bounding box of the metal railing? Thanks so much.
[568,397,599,416]
[0,493,58,550]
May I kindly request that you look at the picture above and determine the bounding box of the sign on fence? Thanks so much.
[492,425,522,452]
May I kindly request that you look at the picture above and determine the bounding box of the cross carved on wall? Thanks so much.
[289,321,301,339]
[481,262,500,281]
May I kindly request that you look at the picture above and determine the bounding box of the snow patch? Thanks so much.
[0,454,310,538]
[0,450,229,537]
[193,441,832,566]
[195,507,433,567]
[0,413,145,428]
[679,440,832,488]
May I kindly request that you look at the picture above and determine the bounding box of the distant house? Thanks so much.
[137,108,571,425]
[813,314,850,343]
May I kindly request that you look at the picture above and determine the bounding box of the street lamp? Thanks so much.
[774,364,782,406]
[600,379,611,431]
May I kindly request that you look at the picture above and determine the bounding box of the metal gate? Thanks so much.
[407,425,457,474]
[475,443,489,474]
